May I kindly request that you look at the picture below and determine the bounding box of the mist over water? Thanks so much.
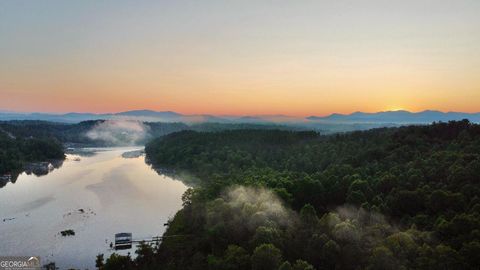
[86,120,150,145]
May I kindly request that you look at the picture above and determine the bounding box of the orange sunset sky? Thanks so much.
[1,1,479,116]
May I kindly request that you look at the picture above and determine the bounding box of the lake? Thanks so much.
[0,147,188,269]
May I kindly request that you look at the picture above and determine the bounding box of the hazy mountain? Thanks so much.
[1,109,479,125]
[0,110,284,124]
[0,112,106,123]
[307,110,480,124]
[116,110,181,118]
[0,111,181,123]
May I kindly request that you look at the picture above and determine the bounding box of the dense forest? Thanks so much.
[97,120,480,270]
[0,129,64,175]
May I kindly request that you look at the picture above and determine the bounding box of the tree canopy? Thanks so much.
[98,120,480,269]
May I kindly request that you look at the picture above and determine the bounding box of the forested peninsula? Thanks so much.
[0,129,64,175]
[96,120,480,270]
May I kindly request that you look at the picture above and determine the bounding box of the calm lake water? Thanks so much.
[0,147,188,269]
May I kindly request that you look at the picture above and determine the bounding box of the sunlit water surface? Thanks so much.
[0,147,187,269]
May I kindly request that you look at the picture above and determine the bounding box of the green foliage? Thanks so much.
[208,245,250,270]
[102,120,480,269]
[134,242,157,269]
[104,253,133,270]
[0,130,64,175]
[95,254,104,270]
[300,204,318,227]
[251,244,282,270]
[251,226,283,249]
[292,260,315,270]
[278,261,293,270]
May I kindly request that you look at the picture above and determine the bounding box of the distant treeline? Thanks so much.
[0,120,299,147]
[97,120,480,270]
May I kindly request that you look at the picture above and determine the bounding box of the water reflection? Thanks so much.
[0,147,188,269]
[0,159,64,188]
[23,159,64,176]
[146,157,201,187]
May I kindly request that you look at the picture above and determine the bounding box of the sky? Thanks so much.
[0,0,479,116]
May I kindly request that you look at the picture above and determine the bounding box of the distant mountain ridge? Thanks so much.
[116,110,182,118]
[0,109,479,124]
[307,110,480,123]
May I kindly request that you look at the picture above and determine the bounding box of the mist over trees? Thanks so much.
[96,120,480,269]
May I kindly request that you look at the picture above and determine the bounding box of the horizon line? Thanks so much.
[1,108,480,118]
